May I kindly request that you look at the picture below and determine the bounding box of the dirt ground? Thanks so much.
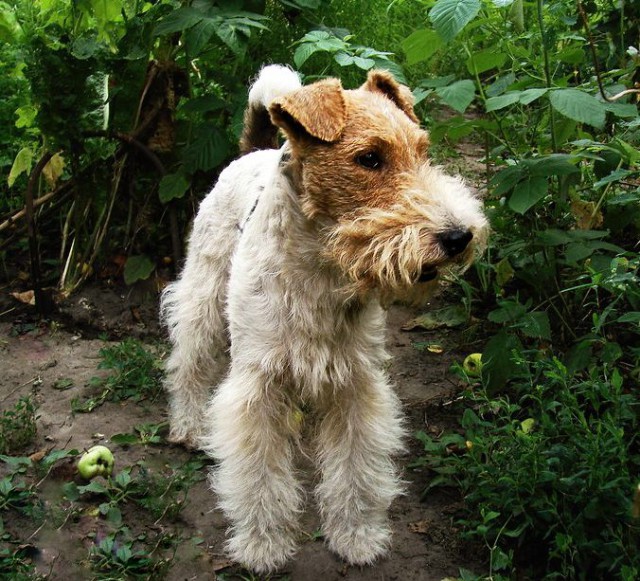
[0,285,485,580]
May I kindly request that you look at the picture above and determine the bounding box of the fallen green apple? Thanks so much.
[463,353,483,377]
[77,445,114,479]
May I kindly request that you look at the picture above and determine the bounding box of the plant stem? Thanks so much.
[536,0,557,152]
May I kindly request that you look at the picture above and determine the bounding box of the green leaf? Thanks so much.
[617,312,640,324]
[483,331,523,393]
[429,0,481,42]
[549,88,606,129]
[525,154,579,177]
[159,173,190,204]
[62,482,80,501]
[111,433,140,445]
[486,72,516,97]
[105,505,122,525]
[78,481,108,494]
[184,19,217,56]
[466,50,507,74]
[519,312,551,340]
[564,242,594,263]
[565,340,592,375]
[435,79,476,113]
[557,45,585,65]
[508,176,548,214]
[401,29,443,65]
[8,147,33,187]
[182,132,229,174]
[488,300,527,323]
[294,42,321,68]
[593,168,634,188]
[123,255,155,285]
[116,545,133,563]
[536,228,574,246]
[334,51,355,67]
[518,88,548,105]
[604,102,639,119]
[489,164,525,196]
[352,55,376,70]
[154,7,204,36]
[0,3,22,42]
[486,92,521,112]
[495,257,515,287]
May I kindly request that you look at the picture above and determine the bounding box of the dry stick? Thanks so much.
[0,181,73,233]
[25,152,54,316]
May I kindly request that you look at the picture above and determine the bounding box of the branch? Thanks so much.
[83,130,166,176]
[0,181,73,233]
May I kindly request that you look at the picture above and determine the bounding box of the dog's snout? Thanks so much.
[439,229,473,257]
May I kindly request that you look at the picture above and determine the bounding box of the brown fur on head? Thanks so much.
[268,69,488,303]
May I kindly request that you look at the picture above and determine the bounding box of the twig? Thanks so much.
[608,88,640,101]
[0,376,40,402]
[0,181,73,233]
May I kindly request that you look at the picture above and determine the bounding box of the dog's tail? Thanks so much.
[239,64,302,155]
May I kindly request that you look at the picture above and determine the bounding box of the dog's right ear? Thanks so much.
[269,79,346,143]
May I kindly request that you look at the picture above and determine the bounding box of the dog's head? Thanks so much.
[269,70,489,303]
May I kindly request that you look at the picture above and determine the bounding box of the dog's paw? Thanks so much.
[227,529,297,574]
[327,523,391,566]
[167,426,202,449]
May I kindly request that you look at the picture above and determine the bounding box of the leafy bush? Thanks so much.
[417,356,639,579]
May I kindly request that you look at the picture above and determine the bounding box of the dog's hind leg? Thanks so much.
[160,202,236,448]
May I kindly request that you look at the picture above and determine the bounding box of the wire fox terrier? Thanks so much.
[161,64,488,573]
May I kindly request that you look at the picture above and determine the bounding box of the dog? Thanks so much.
[161,64,488,573]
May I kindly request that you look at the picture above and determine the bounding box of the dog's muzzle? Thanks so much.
[438,229,473,258]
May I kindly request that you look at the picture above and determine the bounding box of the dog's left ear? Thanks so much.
[269,79,346,143]
[363,70,419,124]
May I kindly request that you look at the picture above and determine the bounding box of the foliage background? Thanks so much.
[1,0,639,578]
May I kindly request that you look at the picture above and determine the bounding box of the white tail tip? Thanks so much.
[248,65,302,109]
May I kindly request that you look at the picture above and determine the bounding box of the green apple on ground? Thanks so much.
[463,353,483,377]
[77,445,114,479]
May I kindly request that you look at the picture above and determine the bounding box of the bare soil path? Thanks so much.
[0,291,483,580]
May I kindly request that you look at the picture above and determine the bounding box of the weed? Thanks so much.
[0,473,37,514]
[88,527,171,580]
[111,422,168,447]
[0,398,37,455]
[72,339,164,412]
[63,457,206,526]
[0,533,44,580]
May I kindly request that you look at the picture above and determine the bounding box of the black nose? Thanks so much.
[439,229,473,257]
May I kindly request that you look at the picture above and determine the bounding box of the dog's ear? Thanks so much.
[269,79,346,143]
[363,70,419,124]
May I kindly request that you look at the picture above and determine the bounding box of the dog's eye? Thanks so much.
[356,152,383,170]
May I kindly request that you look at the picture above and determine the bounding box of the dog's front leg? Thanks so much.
[204,368,303,573]
[315,368,405,566]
